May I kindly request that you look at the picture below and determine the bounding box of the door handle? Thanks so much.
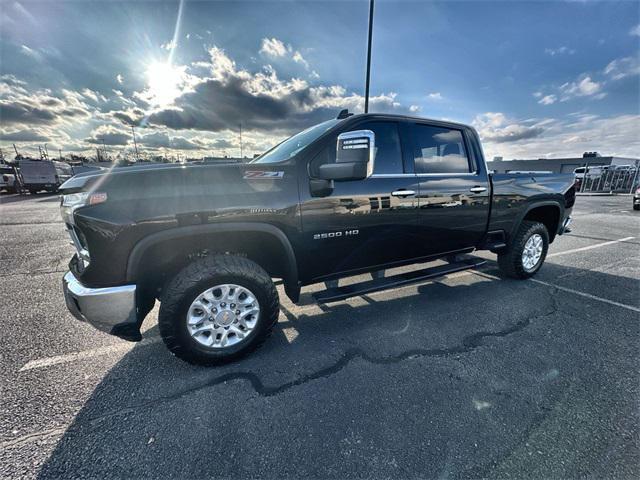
[469,186,487,193]
[391,190,416,197]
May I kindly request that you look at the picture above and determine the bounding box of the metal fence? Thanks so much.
[578,166,640,194]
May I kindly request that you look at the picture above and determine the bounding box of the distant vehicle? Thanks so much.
[585,165,610,178]
[506,170,554,175]
[19,159,74,194]
[0,165,17,193]
[634,187,640,211]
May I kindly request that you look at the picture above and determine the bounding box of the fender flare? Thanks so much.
[126,222,299,293]
[511,201,564,240]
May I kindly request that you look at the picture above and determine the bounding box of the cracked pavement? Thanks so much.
[1,193,638,479]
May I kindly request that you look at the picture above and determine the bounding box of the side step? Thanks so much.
[313,257,486,303]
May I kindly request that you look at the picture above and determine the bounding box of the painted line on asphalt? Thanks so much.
[547,236,635,258]
[19,336,162,372]
[530,279,640,313]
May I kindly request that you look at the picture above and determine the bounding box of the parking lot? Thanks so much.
[1,193,638,479]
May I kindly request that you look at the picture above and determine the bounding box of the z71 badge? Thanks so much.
[313,229,359,240]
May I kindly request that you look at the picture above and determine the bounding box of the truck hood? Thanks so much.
[59,161,247,193]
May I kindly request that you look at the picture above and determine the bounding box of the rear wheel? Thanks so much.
[498,221,549,279]
[159,255,279,366]
[634,203,640,211]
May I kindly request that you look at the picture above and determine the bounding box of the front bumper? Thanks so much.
[62,271,142,341]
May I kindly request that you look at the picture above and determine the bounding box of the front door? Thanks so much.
[409,122,490,255]
[298,120,420,283]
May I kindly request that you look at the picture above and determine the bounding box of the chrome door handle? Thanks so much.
[469,186,487,193]
[391,190,416,197]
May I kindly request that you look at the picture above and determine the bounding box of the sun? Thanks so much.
[145,61,184,107]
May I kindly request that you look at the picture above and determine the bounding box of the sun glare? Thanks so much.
[146,61,183,107]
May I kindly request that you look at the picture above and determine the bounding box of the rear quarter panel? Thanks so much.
[489,173,575,241]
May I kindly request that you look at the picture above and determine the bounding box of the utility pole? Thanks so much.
[59,149,63,160]
[44,143,49,159]
[364,0,375,114]
[101,138,107,161]
[13,143,19,157]
[131,125,140,161]
[239,123,243,159]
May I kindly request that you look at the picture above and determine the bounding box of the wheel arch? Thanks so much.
[127,222,299,302]
[513,201,563,244]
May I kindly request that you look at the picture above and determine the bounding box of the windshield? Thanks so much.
[251,119,340,164]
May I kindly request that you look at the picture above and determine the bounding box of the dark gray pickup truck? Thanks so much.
[59,112,575,365]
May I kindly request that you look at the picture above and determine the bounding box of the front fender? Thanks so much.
[126,222,300,300]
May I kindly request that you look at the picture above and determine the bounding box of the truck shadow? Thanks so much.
[36,261,639,478]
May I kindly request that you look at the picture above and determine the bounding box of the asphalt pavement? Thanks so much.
[1,192,638,479]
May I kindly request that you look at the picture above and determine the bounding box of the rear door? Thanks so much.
[410,122,490,255]
[299,120,420,282]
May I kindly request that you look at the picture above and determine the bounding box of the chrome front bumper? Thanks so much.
[62,271,141,341]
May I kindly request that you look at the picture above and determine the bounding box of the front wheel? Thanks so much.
[159,255,279,366]
[498,221,549,279]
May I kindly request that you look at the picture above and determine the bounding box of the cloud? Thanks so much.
[409,105,420,112]
[480,114,640,160]
[0,82,94,127]
[545,46,575,56]
[538,94,557,105]
[559,76,605,101]
[292,51,309,69]
[630,24,640,37]
[0,129,51,142]
[473,112,546,143]
[116,74,124,84]
[140,131,202,150]
[85,126,130,146]
[260,38,289,57]
[604,56,640,81]
[141,45,411,134]
[427,92,443,101]
[161,40,177,51]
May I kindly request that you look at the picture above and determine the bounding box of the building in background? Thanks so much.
[487,152,640,174]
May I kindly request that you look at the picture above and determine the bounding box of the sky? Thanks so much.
[1,0,639,161]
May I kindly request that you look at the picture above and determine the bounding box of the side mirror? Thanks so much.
[317,130,375,181]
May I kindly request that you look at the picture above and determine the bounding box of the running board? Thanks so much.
[313,257,487,303]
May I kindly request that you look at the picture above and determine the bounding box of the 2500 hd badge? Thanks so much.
[313,229,360,240]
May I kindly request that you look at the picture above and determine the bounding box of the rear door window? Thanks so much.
[412,124,472,174]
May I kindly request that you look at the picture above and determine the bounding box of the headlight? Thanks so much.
[62,191,107,208]
[62,192,90,207]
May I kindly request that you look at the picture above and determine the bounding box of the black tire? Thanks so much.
[28,189,39,195]
[158,255,279,366]
[633,204,640,211]
[497,220,549,279]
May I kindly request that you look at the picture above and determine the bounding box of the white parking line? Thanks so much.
[530,279,640,313]
[548,236,635,258]
[19,336,161,372]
